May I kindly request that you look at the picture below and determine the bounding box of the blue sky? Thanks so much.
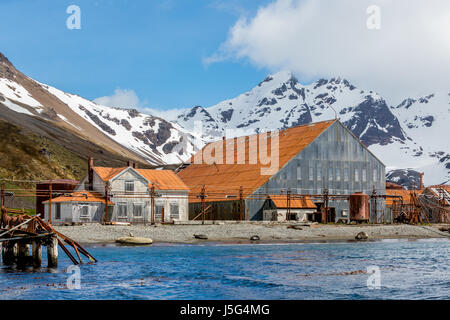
[2,1,447,110]
[0,0,273,110]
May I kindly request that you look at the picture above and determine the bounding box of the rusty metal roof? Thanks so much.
[43,191,114,205]
[178,120,336,200]
[136,169,189,190]
[93,166,188,190]
[269,195,316,209]
[385,189,424,205]
[93,167,127,181]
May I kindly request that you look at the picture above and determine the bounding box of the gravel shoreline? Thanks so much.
[54,222,450,245]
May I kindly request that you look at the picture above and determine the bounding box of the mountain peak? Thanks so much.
[258,70,298,87]
[0,52,12,66]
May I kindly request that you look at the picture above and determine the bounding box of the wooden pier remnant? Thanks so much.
[1,209,96,269]
[32,240,42,268]
[47,235,58,268]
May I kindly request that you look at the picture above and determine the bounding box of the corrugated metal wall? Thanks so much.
[248,121,386,221]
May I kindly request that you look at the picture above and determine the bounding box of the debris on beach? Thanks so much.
[250,235,260,241]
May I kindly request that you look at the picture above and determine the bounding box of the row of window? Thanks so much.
[117,202,179,219]
[296,166,379,182]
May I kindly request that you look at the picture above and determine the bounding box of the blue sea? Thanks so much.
[1,239,449,300]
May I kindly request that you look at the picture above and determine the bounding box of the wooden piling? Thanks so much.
[16,242,28,269]
[32,241,42,268]
[2,241,16,265]
[47,236,58,268]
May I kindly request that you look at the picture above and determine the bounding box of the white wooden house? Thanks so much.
[44,159,189,224]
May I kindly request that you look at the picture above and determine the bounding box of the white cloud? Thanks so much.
[209,0,450,103]
[93,88,144,109]
[139,107,188,122]
[93,88,187,121]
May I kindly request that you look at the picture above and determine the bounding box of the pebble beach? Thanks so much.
[54,222,450,244]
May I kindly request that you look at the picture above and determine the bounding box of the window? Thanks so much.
[355,168,359,182]
[309,166,314,181]
[317,165,322,181]
[328,167,333,181]
[55,203,61,219]
[170,203,179,219]
[155,205,164,219]
[344,168,349,182]
[125,181,134,193]
[362,169,367,182]
[373,169,377,181]
[336,168,341,181]
[80,205,90,218]
[118,203,127,218]
[133,203,143,217]
[297,166,302,180]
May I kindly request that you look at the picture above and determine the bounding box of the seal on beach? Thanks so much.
[194,234,208,240]
[355,232,369,240]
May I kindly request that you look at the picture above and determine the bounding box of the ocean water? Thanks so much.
[0,239,449,300]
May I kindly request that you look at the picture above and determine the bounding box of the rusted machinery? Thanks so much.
[1,206,96,269]
[349,192,369,222]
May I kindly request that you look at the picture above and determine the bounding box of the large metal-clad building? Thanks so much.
[178,120,386,221]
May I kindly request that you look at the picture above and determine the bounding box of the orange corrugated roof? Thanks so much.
[136,169,189,190]
[93,166,188,190]
[269,195,317,209]
[178,120,336,201]
[94,167,127,181]
[385,189,424,206]
[43,191,114,205]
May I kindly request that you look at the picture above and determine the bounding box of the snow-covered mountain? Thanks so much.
[176,71,449,186]
[0,53,200,166]
[1,51,448,186]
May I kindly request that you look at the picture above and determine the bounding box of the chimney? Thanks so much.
[419,172,424,189]
[88,157,94,191]
[127,160,133,167]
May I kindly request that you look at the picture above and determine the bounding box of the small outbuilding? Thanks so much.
[43,191,114,224]
[262,195,317,222]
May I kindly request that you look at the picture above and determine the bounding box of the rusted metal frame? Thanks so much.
[239,186,244,221]
[67,239,83,264]
[1,183,4,209]
[150,184,155,225]
[58,238,79,265]
[49,183,53,224]
[36,217,97,263]
[35,217,78,265]
[192,205,212,221]
[0,232,52,242]
[102,182,111,224]
[201,185,206,225]
[286,188,291,221]
[0,214,41,238]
